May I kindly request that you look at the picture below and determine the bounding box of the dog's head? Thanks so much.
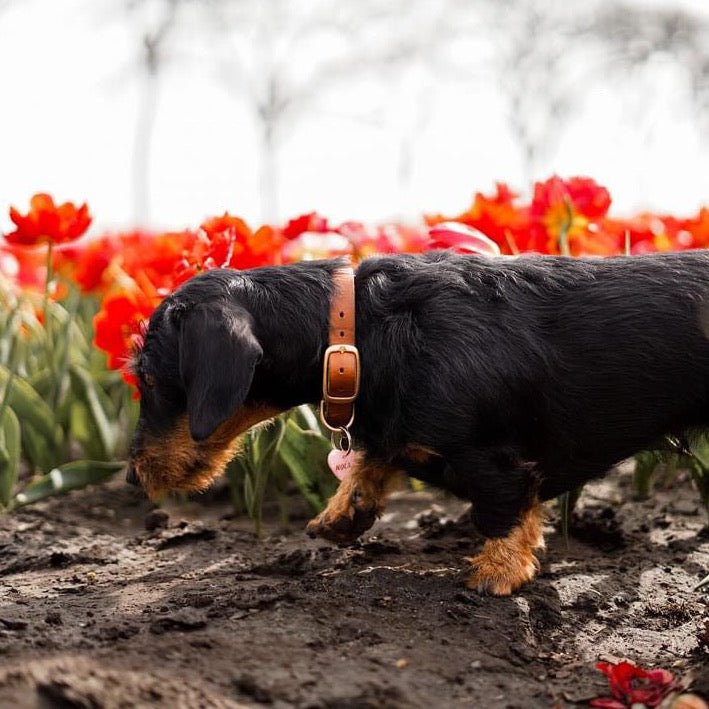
[127,283,278,498]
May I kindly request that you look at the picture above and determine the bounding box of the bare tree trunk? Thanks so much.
[132,63,160,226]
[259,115,279,224]
[256,2,281,225]
[509,99,536,185]
[396,78,434,218]
[130,1,177,227]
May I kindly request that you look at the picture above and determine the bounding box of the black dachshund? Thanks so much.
[127,251,709,594]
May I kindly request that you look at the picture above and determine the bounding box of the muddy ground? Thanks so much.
[0,464,708,709]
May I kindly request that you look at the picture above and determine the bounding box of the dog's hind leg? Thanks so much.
[441,449,544,595]
[305,457,404,544]
[465,499,545,596]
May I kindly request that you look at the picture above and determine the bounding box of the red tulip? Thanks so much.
[591,661,678,708]
[93,288,156,388]
[282,212,330,239]
[5,193,91,246]
[174,214,283,286]
[530,176,615,255]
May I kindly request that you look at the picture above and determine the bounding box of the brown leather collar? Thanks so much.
[320,261,360,432]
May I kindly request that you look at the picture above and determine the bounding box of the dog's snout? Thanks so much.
[126,464,140,487]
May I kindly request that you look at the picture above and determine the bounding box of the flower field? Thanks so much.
[2,176,709,515]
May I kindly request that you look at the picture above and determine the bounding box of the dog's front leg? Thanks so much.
[306,457,403,543]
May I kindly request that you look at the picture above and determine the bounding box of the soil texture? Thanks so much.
[1,464,708,708]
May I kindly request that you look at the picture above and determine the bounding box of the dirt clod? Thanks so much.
[144,508,169,531]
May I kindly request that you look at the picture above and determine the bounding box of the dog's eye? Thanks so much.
[143,374,156,389]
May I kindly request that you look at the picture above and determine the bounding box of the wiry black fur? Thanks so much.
[130,250,709,539]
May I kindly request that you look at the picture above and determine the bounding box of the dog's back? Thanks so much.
[354,250,709,499]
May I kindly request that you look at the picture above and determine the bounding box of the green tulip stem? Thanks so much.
[42,240,54,363]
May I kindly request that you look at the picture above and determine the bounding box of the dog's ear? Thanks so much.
[179,302,263,441]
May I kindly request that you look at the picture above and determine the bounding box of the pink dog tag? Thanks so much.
[327,449,360,481]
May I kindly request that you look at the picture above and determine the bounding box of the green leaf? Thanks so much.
[689,458,709,514]
[633,450,661,500]
[0,364,56,441]
[69,365,117,457]
[0,407,21,509]
[557,486,583,546]
[224,455,250,514]
[20,423,60,473]
[0,309,21,367]
[689,436,709,469]
[291,404,323,433]
[69,402,105,460]
[250,419,284,468]
[241,422,285,534]
[278,420,337,512]
[14,460,126,507]
[243,471,256,516]
[27,369,54,400]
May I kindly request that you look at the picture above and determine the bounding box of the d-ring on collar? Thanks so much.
[320,259,360,434]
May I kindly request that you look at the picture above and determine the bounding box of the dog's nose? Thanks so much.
[126,464,140,487]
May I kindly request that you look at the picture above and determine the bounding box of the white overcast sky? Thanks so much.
[2,0,709,235]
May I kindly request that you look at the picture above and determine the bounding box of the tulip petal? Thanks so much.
[428,221,501,256]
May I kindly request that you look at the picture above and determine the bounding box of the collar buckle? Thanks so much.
[322,344,360,404]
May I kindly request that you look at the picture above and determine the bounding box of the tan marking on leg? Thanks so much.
[306,459,404,543]
[465,500,546,596]
[401,444,441,464]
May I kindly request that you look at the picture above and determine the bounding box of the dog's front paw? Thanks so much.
[306,487,378,543]
[465,549,539,596]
